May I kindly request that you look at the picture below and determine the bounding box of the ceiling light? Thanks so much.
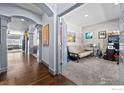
[115,3,119,5]
[21,18,25,21]
[84,14,88,17]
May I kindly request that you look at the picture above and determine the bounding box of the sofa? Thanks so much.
[67,45,93,62]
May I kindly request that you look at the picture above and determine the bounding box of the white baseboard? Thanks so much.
[48,67,56,75]
[31,54,37,58]
[0,67,7,74]
[40,60,49,67]
[39,60,57,76]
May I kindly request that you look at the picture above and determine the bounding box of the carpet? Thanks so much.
[62,57,119,85]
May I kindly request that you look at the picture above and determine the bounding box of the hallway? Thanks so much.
[0,52,75,85]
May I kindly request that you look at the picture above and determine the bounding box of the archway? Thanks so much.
[0,13,42,74]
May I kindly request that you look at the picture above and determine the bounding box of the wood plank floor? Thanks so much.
[0,52,75,85]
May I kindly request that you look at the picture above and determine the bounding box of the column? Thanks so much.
[37,24,42,63]
[29,32,34,54]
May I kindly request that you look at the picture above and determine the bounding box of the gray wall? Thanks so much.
[119,4,124,84]
[41,13,56,74]
[41,13,51,65]
[0,16,9,73]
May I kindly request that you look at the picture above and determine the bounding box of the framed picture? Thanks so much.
[67,32,76,42]
[42,24,49,46]
[85,32,93,39]
[99,31,106,39]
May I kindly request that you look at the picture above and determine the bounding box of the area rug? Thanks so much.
[62,57,119,85]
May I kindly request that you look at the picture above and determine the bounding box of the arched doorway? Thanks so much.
[0,14,42,74]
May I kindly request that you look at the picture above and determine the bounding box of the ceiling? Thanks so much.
[14,3,43,16]
[8,17,34,34]
[63,3,120,27]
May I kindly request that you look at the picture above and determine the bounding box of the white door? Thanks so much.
[59,18,67,73]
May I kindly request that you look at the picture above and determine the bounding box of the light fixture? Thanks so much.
[115,3,119,5]
[21,18,25,21]
[84,14,88,17]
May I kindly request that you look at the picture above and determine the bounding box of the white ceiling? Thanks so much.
[63,3,120,27]
[14,3,43,16]
[8,17,34,34]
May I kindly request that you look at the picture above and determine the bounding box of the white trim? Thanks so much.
[0,67,7,74]
[31,53,37,58]
[48,67,56,75]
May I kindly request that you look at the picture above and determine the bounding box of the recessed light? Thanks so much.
[84,14,88,17]
[21,18,25,21]
[115,3,119,5]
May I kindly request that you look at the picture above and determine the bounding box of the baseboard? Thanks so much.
[40,60,49,67]
[0,67,7,74]
[39,60,56,76]
[48,67,56,76]
[31,54,37,58]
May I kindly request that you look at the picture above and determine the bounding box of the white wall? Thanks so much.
[66,22,82,46]
[81,19,119,52]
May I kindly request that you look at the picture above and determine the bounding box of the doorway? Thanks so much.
[6,16,42,70]
[58,3,120,85]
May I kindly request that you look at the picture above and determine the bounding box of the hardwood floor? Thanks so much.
[0,52,75,85]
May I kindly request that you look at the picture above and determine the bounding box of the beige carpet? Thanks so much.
[62,57,119,85]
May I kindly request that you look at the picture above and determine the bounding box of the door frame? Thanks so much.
[56,4,83,74]
[57,17,68,74]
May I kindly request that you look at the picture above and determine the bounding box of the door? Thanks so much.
[59,18,68,74]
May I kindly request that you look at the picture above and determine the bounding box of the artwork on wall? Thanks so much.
[85,32,93,39]
[24,31,29,41]
[98,31,106,39]
[42,24,49,46]
[67,32,76,42]
[108,31,120,36]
